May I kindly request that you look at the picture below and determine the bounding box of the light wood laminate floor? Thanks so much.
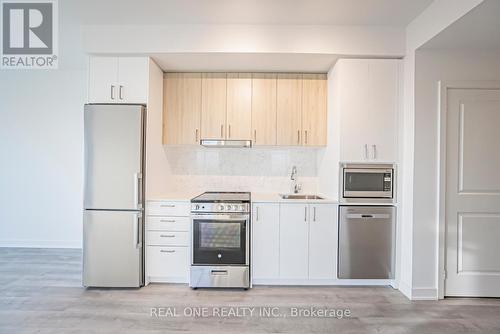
[1,248,500,334]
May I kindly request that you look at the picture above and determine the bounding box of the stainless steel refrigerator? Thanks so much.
[83,104,145,287]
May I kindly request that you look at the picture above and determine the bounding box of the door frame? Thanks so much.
[437,80,500,299]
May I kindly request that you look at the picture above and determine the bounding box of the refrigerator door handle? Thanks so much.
[134,212,142,249]
[134,172,143,210]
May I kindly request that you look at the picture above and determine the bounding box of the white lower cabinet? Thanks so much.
[279,204,309,279]
[308,204,337,279]
[252,203,280,280]
[145,200,191,284]
[252,202,338,284]
[147,246,189,281]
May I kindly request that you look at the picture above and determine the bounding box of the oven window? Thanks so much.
[199,222,241,249]
[193,219,247,265]
[345,172,385,192]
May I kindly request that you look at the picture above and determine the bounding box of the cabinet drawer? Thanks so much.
[146,201,190,217]
[147,231,190,246]
[147,246,189,279]
[147,216,190,231]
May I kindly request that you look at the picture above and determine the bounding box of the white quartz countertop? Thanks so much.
[147,191,339,203]
[251,192,338,204]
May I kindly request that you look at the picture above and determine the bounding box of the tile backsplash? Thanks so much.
[162,147,319,193]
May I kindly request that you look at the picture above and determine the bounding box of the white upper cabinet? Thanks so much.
[338,59,400,162]
[88,56,149,104]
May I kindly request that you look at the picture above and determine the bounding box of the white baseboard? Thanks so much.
[411,287,438,300]
[0,239,82,249]
[398,280,412,300]
[253,278,395,286]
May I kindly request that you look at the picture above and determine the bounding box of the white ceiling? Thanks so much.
[422,0,500,50]
[73,0,432,26]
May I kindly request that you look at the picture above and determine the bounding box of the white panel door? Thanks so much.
[88,57,118,103]
[308,204,337,279]
[446,88,500,297]
[117,57,149,104]
[279,203,309,279]
[252,203,280,280]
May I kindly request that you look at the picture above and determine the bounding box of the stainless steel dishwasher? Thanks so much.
[338,206,395,279]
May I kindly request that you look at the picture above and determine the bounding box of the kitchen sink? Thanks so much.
[279,194,324,200]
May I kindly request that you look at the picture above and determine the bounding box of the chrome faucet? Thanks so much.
[290,166,302,194]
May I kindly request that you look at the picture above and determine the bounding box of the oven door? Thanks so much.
[343,168,393,199]
[192,214,248,266]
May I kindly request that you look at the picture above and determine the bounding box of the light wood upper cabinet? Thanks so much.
[226,73,252,140]
[302,74,327,146]
[277,74,303,146]
[251,73,277,145]
[201,73,227,140]
[163,73,202,145]
[163,72,327,146]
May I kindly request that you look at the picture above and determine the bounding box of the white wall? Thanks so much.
[412,48,500,294]
[0,0,86,248]
[399,0,484,299]
[82,24,405,57]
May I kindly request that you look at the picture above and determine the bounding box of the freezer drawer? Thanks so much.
[83,210,143,287]
[338,206,395,279]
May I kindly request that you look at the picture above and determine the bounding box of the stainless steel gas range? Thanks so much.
[190,192,250,289]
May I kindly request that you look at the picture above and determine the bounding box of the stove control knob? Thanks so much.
[218,204,225,211]
[195,204,200,210]
[239,205,245,211]
[226,205,232,210]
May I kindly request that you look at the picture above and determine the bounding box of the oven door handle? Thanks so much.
[191,214,249,221]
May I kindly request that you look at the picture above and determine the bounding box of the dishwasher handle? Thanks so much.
[346,213,391,219]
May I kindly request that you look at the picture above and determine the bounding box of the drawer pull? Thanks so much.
[160,204,175,208]
[160,249,175,253]
[160,219,176,223]
[160,234,175,238]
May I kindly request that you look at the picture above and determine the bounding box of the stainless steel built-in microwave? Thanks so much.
[340,163,395,203]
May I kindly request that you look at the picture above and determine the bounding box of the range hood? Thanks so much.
[200,139,252,148]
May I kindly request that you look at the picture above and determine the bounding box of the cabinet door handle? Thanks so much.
[110,85,115,100]
[228,124,231,138]
[254,129,257,143]
[313,207,316,222]
[304,206,307,221]
[305,130,308,144]
[256,206,259,221]
[160,219,175,223]
[221,124,224,138]
[364,144,368,160]
[297,130,300,144]
[195,129,199,143]
[160,249,175,253]
[372,144,377,160]
[160,234,175,238]
[160,204,175,208]
[119,85,124,100]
